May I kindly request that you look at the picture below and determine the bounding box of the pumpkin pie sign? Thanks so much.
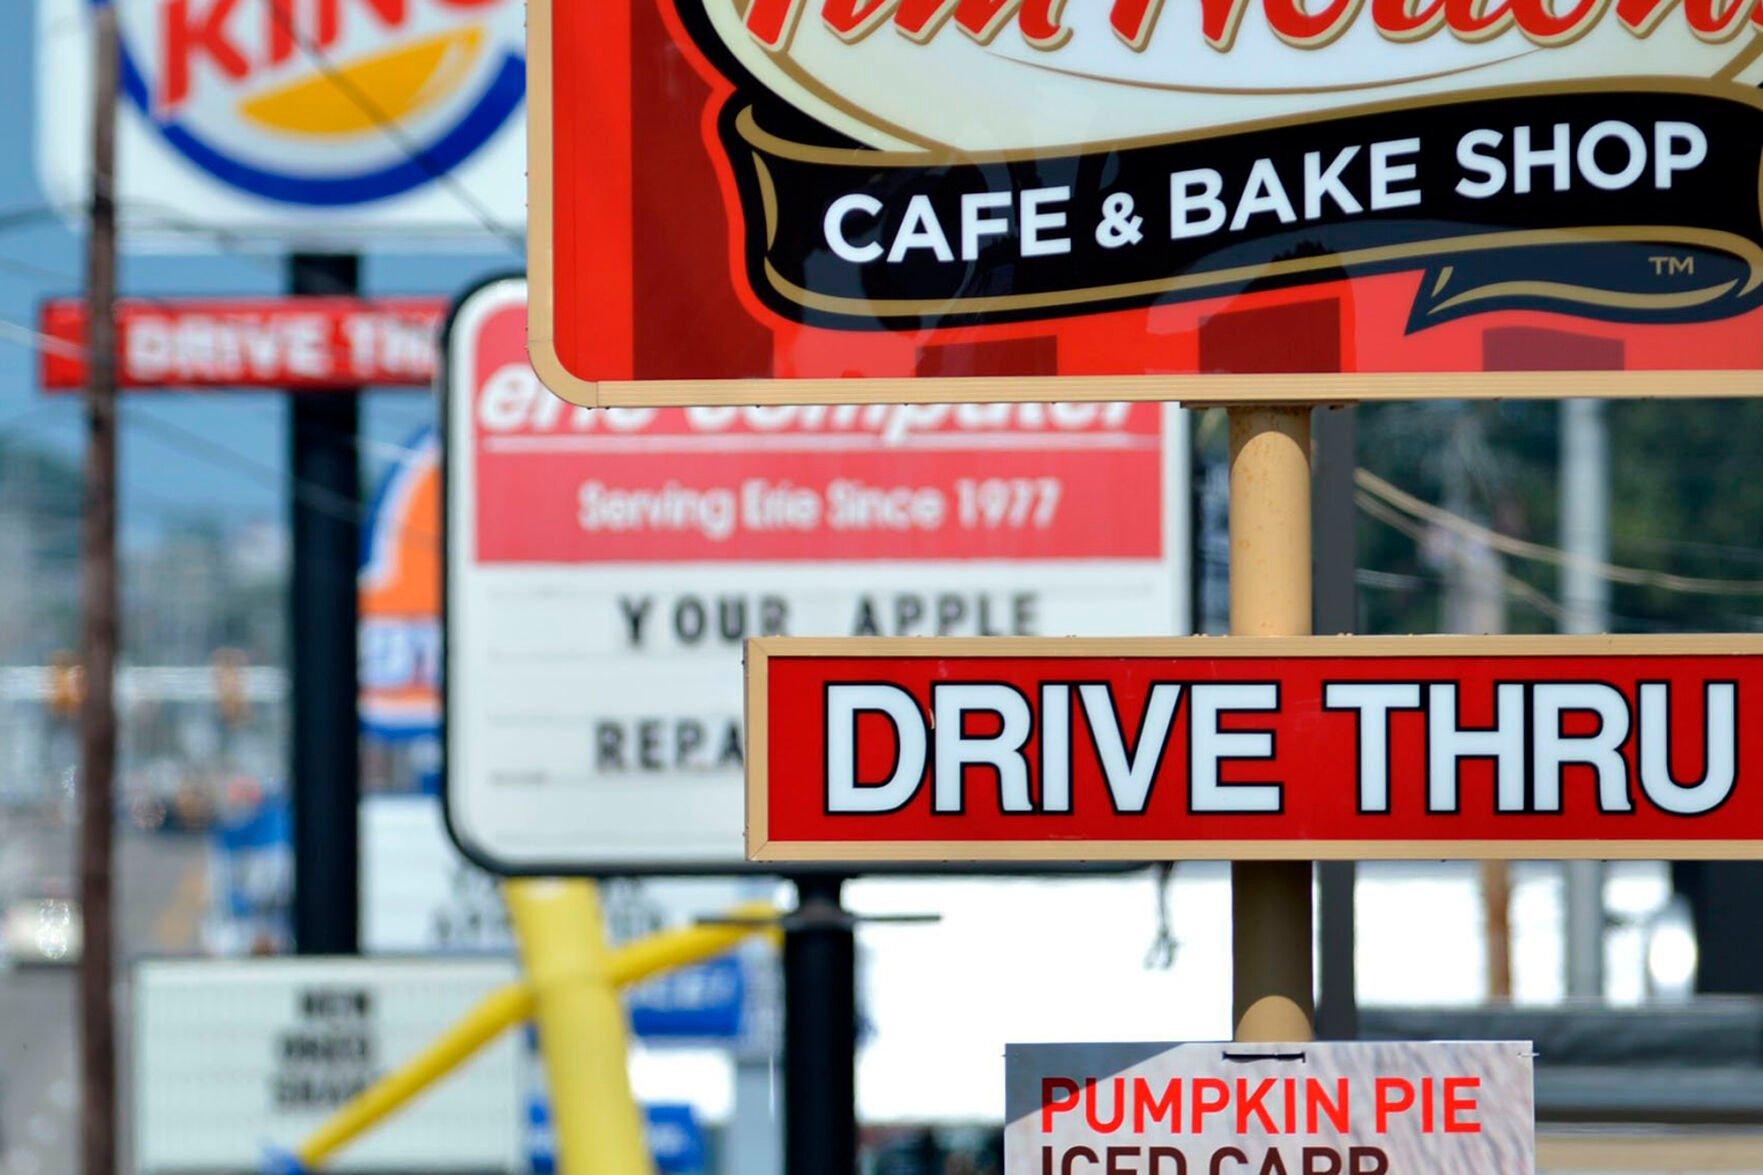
[529,0,1763,404]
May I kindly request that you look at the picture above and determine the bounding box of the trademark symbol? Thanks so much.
[1649,254,1695,277]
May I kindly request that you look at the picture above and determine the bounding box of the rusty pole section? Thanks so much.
[1228,407,1317,1043]
[80,6,121,1173]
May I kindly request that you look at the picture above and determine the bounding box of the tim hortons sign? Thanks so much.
[744,636,1763,862]
[530,0,1763,405]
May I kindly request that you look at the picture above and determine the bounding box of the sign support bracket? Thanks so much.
[1228,406,1316,1042]
[507,879,654,1175]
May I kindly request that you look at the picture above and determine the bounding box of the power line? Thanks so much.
[126,408,368,528]
[0,314,85,360]
[1357,467,1763,597]
[125,406,439,549]
[1354,491,1762,634]
[0,305,439,538]
[1614,531,1763,568]
[1355,489,1568,627]
[256,1,525,253]
[27,196,298,278]
[0,406,300,527]
[0,204,69,235]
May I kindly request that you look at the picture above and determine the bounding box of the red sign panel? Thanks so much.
[747,636,1763,862]
[40,297,448,390]
[531,0,1763,405]
[470,289,1165,563]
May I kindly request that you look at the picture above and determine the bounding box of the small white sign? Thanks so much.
[360,794,510,955]
[1005,1041,1535,1175]
[135,957,523,1173]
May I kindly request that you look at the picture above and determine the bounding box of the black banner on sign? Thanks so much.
[715,81,1763,333]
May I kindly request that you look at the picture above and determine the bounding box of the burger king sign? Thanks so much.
[530,0,1763,404]
[37,0,524,244]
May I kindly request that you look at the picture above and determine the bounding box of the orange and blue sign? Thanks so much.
[111,0,523,206]
[360,428,440,741]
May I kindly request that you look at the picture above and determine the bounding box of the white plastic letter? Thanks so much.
[826,683,927,813]
[1655,122,1707,188]
[1079,683,1184,814]
[1190,683,1282,814]
[933,683,1034,813]
[1455,129,1507,200]
[1324,682,1422,814]
[1171,170,1227,239]
[1427,683,1527,813]
[825,194,884,263]
[1639,682,1736,816]
[960,190,1012,261]
[1531,682,1633,813]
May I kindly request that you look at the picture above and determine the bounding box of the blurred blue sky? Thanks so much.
[0,2,520,535]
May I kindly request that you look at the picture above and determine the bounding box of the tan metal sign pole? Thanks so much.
[1228,407,1316,1043]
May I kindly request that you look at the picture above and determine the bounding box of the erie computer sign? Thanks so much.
[442,278,1187,874]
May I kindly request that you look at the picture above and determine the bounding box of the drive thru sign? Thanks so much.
[745,635,1763,861]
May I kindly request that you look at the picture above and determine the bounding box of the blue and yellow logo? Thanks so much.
[112,0,524,206]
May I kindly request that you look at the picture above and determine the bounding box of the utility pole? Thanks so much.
[289,254,362,955]
[1230,407,1315,1043]
[1561,398,1609,1000]
[78,5,121,1172]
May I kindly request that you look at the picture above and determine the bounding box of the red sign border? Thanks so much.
[745,633,1763,863]
[526,0,1763,408]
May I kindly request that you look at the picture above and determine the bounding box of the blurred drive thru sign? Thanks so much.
[134,957,523,1173]
[442,278,1187,874]
[40,297,447,390]
[746,635,1763,862]
[529,0,1763,405]
[37,0,525,247]
[1004,1041,1535,1174]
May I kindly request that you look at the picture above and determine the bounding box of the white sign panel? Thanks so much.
[1005,1041,1536,1175]
[36,0,525,248]
[135,957,523,1173]
[359,795,774,1052]
[360,794,510,955]
[443,278,1189,873]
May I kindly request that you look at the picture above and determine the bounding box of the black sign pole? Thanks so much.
[784,873,859,1173]
[289,252,362,955]
[1313,404,1359,1039]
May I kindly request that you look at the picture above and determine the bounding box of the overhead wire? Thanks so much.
[1356,466,1763,596]
[1353,490,1763,633]
[0,314,86,360]
[1354,489,1570,627]
[0,323,433,542]
[255,0,525,254]
[125,407,439,549]
[0,8,502,582]
[0,254,447,510]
